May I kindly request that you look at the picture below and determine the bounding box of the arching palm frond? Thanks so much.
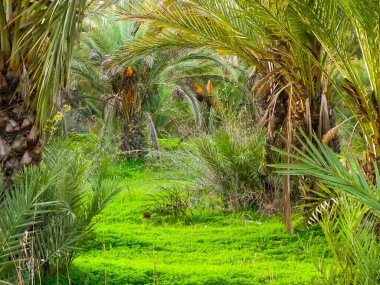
[0,141,122,282]
[272,132,380,216]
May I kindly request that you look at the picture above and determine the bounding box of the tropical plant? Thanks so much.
[0,139,122,283]
[72,11,245,156]
[273,133,380,284]
[114,0,346,231]
[195,117,267,210]
[0,0,87,177]
[291,0,380,178]
[308,193,380,285]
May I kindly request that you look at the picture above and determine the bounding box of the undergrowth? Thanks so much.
[42,154,325,285]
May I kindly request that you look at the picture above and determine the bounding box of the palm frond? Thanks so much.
[272,132,380,216]
[13,0,88,127]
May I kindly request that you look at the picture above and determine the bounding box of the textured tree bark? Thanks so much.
[0,72,42,180]
[120,114,145,158]
[283,88,294,233]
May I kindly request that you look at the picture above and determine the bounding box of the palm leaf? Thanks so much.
[272,132,380,216]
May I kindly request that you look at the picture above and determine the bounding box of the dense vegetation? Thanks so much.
[0,0,379,284]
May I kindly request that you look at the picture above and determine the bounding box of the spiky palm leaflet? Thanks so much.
[0,140,122,283]
[0,0,87,178]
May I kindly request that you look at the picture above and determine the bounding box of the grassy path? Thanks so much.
[69,163,320,285]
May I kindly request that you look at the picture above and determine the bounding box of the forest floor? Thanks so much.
[69,159,322,285]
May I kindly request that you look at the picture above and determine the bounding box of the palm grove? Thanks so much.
[0,0,379,284]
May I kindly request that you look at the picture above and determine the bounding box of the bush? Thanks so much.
[144,186,193,224]
[195,121,267,210]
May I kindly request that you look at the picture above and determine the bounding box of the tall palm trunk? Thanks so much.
[256,71,339,232]
[112,67,147,158]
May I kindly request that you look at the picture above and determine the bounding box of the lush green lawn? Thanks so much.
[67,161,321,285]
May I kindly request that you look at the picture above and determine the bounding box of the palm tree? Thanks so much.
[115,0,343,232]
[72,11,243,156]
[0,0,87,178]
[292,0,380,178]
[267,0,380,266]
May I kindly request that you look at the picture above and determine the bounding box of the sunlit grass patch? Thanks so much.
[69,163,321,285]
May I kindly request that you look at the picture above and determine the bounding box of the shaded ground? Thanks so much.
[69,162,321,285]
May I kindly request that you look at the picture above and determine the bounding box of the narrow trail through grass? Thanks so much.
[69,162,320,285]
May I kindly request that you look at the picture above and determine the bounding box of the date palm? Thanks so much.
[73,12,241,155]
[116,0,343,232]
[0,0,87,177]
[271,1,380,277]
[292,0,380,177]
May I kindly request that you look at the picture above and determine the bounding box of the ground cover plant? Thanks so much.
[64,160,323,285]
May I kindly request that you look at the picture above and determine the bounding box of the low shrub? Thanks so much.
[144,186,193,224]
[195,121,267,210]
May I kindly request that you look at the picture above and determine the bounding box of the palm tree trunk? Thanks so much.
[120,113,145,158]
[0,75,41,180]
[144,111,161,160]
[262,84,338,233]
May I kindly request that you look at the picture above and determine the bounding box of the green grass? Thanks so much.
[62,161,322,285]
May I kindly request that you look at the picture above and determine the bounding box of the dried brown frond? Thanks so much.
[322,127,337,144]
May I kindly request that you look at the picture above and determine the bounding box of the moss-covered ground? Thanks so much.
[67,160,321,285]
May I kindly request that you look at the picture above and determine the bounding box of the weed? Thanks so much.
[145,186,193,224]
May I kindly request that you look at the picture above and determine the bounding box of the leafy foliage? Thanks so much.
[273,133,380,216]
[273,133,380,284]
[195,119,267,210]
[0,139,122,283]
[308,193,380,284]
